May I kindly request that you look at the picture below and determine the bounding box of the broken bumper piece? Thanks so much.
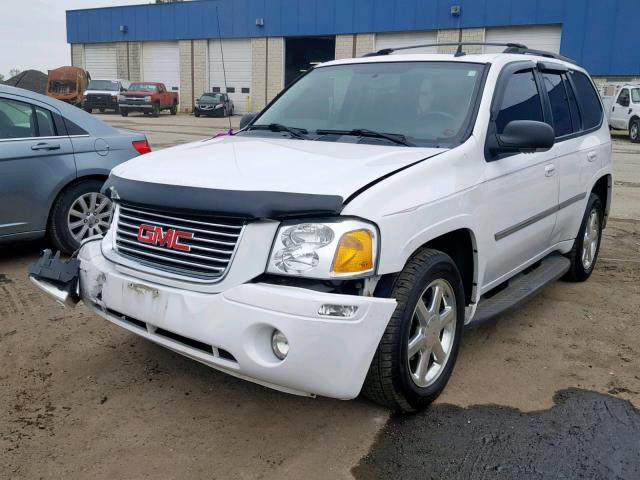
[27,249,81,307]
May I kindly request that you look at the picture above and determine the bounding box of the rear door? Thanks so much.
[551,69,606,243]
[0,94,76,237]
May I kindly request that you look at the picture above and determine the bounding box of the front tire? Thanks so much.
[564,193,604,282]
[48,179,113,254]
[152,103,160,117]
[120,109,129,117]
[84,107,92,113]
[630,119,640,143]
[363,249,465,412]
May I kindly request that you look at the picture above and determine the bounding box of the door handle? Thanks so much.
[629,108,633,115]
[587,151,598,162]
[31,142,60,151]
[544,164,556,177]
[612,106,615,111]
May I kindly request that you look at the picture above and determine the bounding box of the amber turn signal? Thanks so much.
[331,229,374,274]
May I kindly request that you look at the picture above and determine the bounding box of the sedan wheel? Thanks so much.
[48,179,113,254]
[67,192,113,242]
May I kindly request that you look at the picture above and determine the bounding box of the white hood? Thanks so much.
[112,135,445,199]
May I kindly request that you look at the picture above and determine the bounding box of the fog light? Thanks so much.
[271,329,289,360]
[318,304,359,318]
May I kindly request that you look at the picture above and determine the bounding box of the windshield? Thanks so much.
[632,88,640,103]
[251,61,485,146]
[200,93,223,101]
[88,80,119,91]
[129,83,157,92]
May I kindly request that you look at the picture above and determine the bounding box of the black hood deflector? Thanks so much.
[102,174,344,220]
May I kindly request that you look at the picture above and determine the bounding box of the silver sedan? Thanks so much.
[0,84,150,253]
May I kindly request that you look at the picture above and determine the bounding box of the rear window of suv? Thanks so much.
[568,71,603,130]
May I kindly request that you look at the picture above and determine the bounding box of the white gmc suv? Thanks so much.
[30,44,612,412]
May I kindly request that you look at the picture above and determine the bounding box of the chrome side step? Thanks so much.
[470,255,570,326]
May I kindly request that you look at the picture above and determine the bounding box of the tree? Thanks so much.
[9,68,21,78]
[0,73,4,82]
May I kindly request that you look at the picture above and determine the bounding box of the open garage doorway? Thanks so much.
[285,36,336,86]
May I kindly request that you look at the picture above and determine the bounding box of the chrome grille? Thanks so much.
[114,203,245,279]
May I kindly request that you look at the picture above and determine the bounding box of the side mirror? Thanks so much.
[490,120,555,155]
[240,112,258,129]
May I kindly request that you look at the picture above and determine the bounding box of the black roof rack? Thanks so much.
[363,41,578,65]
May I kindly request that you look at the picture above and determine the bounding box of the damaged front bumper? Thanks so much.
[29,240,397,400]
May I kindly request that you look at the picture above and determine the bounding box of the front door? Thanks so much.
[482,66,559,289]
[0,95,76,237]
[610,88,630,130]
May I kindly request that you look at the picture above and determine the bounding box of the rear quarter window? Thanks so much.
[569,71,603,130]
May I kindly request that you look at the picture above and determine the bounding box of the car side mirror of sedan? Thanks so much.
[240,112,258,130]
[490,120,555,156]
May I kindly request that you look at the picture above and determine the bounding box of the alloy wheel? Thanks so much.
[407,279,457,388]
[67,192,113,242]
[581,208,600,270]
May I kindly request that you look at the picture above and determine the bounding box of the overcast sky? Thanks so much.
[0,1,147,79]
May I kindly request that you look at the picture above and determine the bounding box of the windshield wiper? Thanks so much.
[315,128,414,147]
[247,123,309,139]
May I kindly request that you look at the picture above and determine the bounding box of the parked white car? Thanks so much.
[602,84,640,142]
[30,44,612,412]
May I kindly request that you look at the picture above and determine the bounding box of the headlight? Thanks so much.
[144,95,152,102]
[214,103,224,109]
[266,219,377,279]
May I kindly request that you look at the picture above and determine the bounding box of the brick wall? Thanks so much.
[354,33,375,57]
[335,33,375,59]
[266,37,284,104]
[127,42,142,81]
[251,38,267,111]
[460,28,485,54]
[179,40,194,112]
[71,44,85,69]
[116,43,129,79]
[437,29,460,53]
[193,40,208,105]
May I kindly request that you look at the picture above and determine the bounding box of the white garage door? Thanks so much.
[208,39,252,114]
[84,44,117,79]
[484,25,561,54]
[375,31,438,54]
[142,42,180,92]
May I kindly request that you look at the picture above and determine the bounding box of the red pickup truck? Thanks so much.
[118,82,179,117]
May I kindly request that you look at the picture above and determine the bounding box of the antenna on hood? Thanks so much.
[215,6,233,134]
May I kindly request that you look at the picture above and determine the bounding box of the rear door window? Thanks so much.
[0,98,36,139]
[569,71,603,130]
[632,88,640,103]
[542,72,573,137]
[495,69,544,134]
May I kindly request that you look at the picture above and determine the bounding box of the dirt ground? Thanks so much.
[1,117,638,479]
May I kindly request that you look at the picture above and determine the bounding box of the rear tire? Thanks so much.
[563,193,604,282]
[48,179,113,254]
[170,103,177,115]
[362,249,465,412]
[630,119,640,143]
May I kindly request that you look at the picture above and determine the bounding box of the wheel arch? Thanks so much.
[376,228,478,306]
[46,174,110,232]
[590,174,612,228]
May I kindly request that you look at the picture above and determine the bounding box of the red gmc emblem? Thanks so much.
[137,224,194,252]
